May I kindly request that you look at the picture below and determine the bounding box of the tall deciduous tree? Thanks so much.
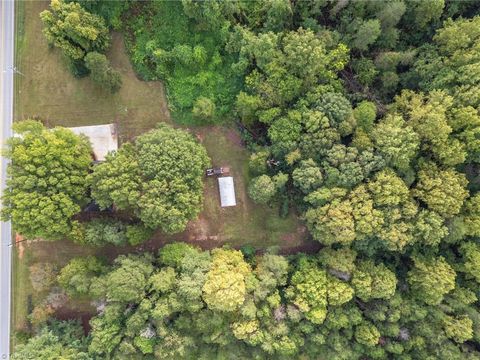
[1,120,91,240]
[372,114,419,171]
[40,0,110,60]
[413,163,468,218]
[89,124,210,234]
[12,321,90,360]
[58,256,105,296]
[88,143,141,211]
[135,125,210,232]
[202,249,252,312]
[408,256,456,305]
[414,16,480,109]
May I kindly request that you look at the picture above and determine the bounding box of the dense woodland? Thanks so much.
[6,0,480,358]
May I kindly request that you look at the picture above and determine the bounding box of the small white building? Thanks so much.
[218,176,236,207]
[69,123,118,161]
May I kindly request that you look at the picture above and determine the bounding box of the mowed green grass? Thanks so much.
[195,126,305,248]
[15,1,170,141]
[11,0,311,340]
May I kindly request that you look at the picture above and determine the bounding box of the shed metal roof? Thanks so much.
[69,124,118,161]
[218,176,236,207]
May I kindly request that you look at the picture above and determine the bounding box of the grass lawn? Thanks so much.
[11,0,315,341]
[14,0,170,141]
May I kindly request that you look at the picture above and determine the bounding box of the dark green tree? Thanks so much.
[84,52,122,93]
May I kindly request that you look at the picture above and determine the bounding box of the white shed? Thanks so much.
[69,123,118,161]
[218,176,236,207]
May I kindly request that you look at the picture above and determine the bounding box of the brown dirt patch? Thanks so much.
[15,233,25,259]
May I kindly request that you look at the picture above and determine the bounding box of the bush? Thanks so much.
[249,150,270,176]
[29,263,57,293]
[85,52,122,93]
[248,175,276,204]
[192,97,216,121]
[125,1,241,124]
[81,219,128,246]
[126,224,154,246]
[240,244,256,264]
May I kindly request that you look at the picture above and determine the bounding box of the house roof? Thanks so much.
[218,176,236,207]
[69,124,118,161]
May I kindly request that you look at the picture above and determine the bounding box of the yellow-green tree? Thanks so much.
[202,249,252,312]
[1,120,91,240]
[40,0,110,60]
[408,256,456,305]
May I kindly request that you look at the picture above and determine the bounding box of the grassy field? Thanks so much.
[11,0,314,342]
[14,0,170,141]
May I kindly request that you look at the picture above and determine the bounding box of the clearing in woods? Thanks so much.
[11,0,314,341]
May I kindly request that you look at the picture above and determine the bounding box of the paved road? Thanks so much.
[0,0,14,357]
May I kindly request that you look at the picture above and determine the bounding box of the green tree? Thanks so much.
[352,19,382,51]
[321,145,384,188]
[367,168,410,207]
[135,124,210,233]
[248,150,270,176]
[415,16,480,109]
[305,197,355,245]
[315,92,354,135]
[88,143,141,211]
[353,101,376,132]
[352,261,397,302]
[126,223,154,246]
[352,57,378,87]
[88,314,123,356]
[202,249,251,312]
[232,27,348,116]
[355,322,380,347]
[159,242,198,267]
[413,209,448,246]
[394,90,467,166]
[68,0,128,29]
[248,175,276,204]
[84,52,122,93]
[459,242,480,283]
[286,257,328,324]
[413,163,468,218]
[1,120,91,240]
[12,322,90,360]
[40,0,110,60]
[408,0,445,30]
[443,315,473,343]
[254,253,289,300]
[79,219,128,246]
[90,125,210,234]
[448,106,480,163]
[372,114,419,171]
[408,256,456,305]
[262,0,293,32]
[319,247,357,280]
[327,276,354,306]
[292,159,323,193]
[58,256,105,295]
[463,194,480,237]
[103,255,153,303]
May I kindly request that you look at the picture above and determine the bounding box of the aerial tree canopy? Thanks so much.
[89,123,210,234]
[40,0,110,61]
[1,120,92,240]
